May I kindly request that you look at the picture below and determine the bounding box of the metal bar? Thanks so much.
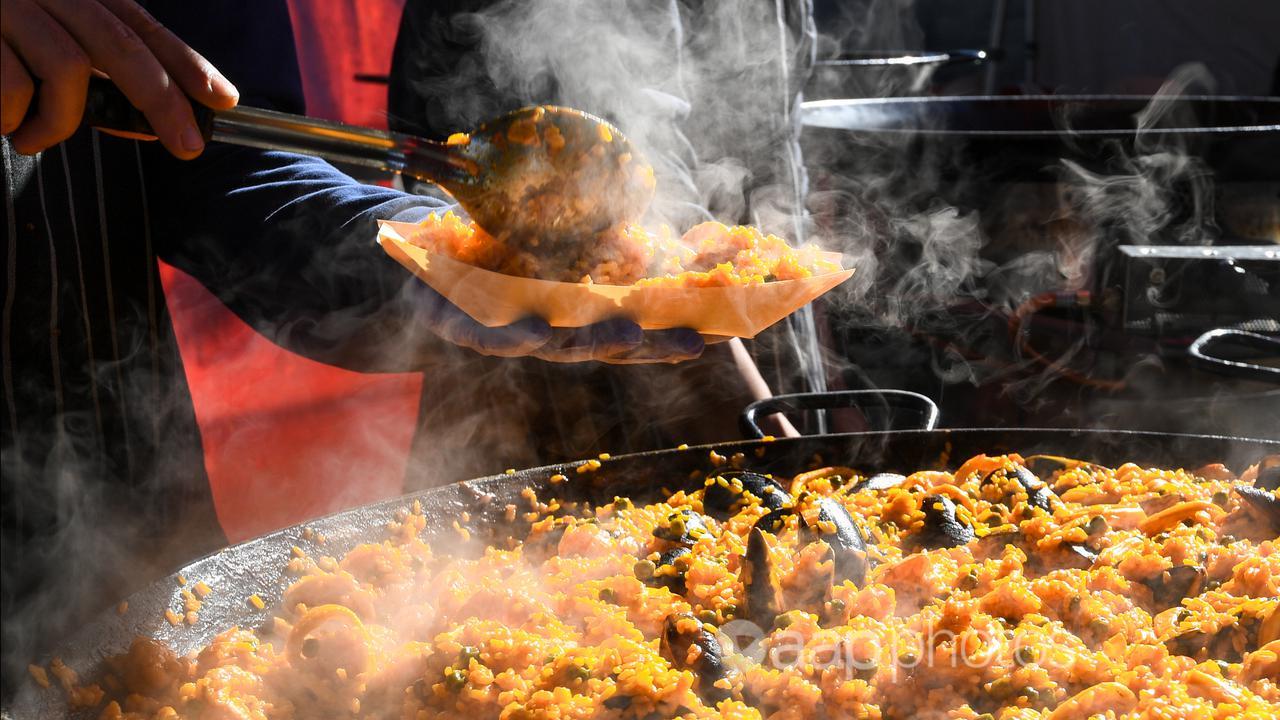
[1024,0,1038,88]
[984,0,1009,94]
[1119,245,1280,261]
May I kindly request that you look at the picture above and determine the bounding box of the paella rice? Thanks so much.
[408,211,840,286]
[35,453,1280,719]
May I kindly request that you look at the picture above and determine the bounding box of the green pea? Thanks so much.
[444,669,467,690]
[1014,646,1037,666]
[633,559,656,580]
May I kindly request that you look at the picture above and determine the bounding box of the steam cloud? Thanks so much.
[7,0,1274,709]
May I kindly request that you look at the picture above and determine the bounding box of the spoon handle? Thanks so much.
[211,106,470,183]
[78,76,472,185]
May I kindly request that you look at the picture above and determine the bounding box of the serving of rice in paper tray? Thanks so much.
[377,213,853,339]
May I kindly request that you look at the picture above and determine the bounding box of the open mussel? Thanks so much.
[913,495,976,549]
[703,470,791,518]
[802,498,870,586]
[1165,607,1273,663]
[660,613,736,702]
[1256,466,1280,492]
[1165,602,1277,663]
[753,506,795,534]
[852,472,907,493]
[1165,625,1241,662]
[982,465,1057,513]
[971,526,1021,557]
[1251,455,1280,492]
[650,547,692,593]
[653,508,711,545]
[742,527,784,629]
[1060,543,1100,570]
[969,524,1095,571]
[1235,486,1280,535]
[1145,565,1206,609]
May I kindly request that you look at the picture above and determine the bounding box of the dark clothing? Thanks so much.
[1,0,443,688]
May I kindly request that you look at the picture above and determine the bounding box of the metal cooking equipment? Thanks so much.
[739,389,940,438]
[8,427,1277,718]
[1188,329,1280,383]
[801,95,1280,189]
[1118,246,1280,337]
[807,50,998,98]
[77,76,652,243]
[802,94,1280,436]
[802,95,1280,138]
[816,49,997,69]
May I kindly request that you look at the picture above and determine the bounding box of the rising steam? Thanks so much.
[6,1,1268,709]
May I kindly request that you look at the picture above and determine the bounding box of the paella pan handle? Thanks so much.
[1187,329,1280,384]
[740,390,940,439]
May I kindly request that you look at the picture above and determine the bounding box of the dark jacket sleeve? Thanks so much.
[148,145,450,373]
[143,0,452,372]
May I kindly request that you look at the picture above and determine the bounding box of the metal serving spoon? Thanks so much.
[80,77,656,243]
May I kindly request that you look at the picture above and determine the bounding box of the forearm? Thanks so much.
[149,143,450,372]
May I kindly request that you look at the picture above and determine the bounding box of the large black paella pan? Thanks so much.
[7,425,1278,718]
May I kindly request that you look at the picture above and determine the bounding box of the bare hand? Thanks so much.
[0,0,238,158]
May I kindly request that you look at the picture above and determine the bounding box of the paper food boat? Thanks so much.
[377,219,853,339]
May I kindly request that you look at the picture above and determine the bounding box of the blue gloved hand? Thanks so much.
[410,282,705,364]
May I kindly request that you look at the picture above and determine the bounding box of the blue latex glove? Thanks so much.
[409,281,706,364]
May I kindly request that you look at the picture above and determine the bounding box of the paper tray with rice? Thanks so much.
[376,219,854,339]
